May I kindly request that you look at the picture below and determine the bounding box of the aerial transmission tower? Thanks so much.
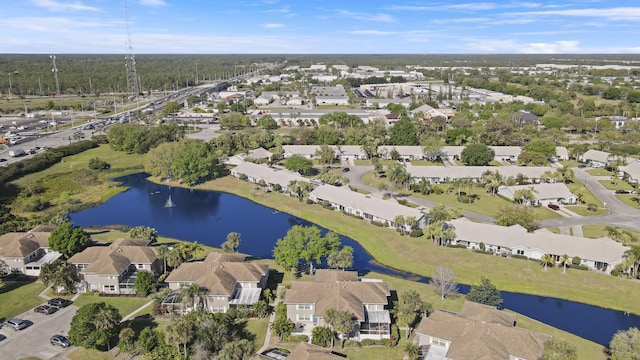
[50,55,60,96]
[124,0,140,99]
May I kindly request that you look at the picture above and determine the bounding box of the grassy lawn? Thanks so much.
[586,168,612,176]
[598,180,635,191]
[617,194,640,209]
[350,187,371,195]
[565,204,608,216]
[0,281,45,320]
[246,317,270,350]
[193,175,640,316]
[73,292,150,318]
[410,160,443,166]
[567,179,604,209]
[66,348,116,360]
[489,160,503,166]
[560,160,580,168]
[8,144,146,219]
[582,225,640,242]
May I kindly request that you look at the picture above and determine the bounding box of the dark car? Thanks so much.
[48,298,71,308]
[50,334,71,348]
[34,304,57,315]
[615,189,632,194]
[548,204,560,211]
[342,167,350,172]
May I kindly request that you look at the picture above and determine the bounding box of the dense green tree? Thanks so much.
[40,258,80,294]
[542,115,564,129]
[134,271,155,296]
[481,117,516,146]
[518,150,549,166]
[627,90,640,103]
[421,136,443,161]
[221,232,241,252]
[88,157,110,170]
[461,143,495,166]
[69,302,122,350]
[609,327,640,360]
[255,115,278,129]
[445,128,473,145]
[229,103,246,113]
[404,342,420,360]
[386,162,411,192]
[318,112,364,128]
[603,86,622,100]
[542,339,578,360]
[171,139,219,185]
[327,246,354,270]
[137,327,164,353]
[145,141,181,180]
[523,139,556,157]
[467,277,503,307]
[108,123,183,154]
[219,112,251,129]
[284,155,313,175]
[164,101,181,114]
[273,225,340,274]
[48,222,91,257]
[315,144,336,165]
[388,117,418,145]
[128,226,158,243]
[271,303,294,341]
[215,339,254,360]
[496,204,540,232]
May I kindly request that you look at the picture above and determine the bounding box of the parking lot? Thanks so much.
[0,303,77,359]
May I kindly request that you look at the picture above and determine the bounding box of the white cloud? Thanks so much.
[262,23,284,29]
[432,17,489,24]
[335,10,395,22]
[388,3,497,12]
[462,38,582,53]
[348,30,397,35]
[139,0,167,6]
[30,0,99,12]
[505,7,640,21]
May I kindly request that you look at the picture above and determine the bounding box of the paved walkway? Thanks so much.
[258,285,284,354]
[122,300,154,321]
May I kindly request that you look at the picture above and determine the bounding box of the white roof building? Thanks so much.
[230,162,308,193]
[449,218,628,273]
[497,183,577,205]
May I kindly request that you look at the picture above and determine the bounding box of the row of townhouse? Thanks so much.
[280,145,570,163]
[309,184,427,231]
[255,109,391,125]
[497,183,577,206]
[0,226,61,276]
[230,162,428,231]
[406,164,558,184]
[413,301,550,360]
[580,149,636,169]
[448,218,628,273]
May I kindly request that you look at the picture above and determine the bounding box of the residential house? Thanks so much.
[230,162,309,193]
[407,165,556,184]
[282,145,322,159]
[497,183,577,206]
[512,110,540,126]
[414,301,550,360]
[68,238,162,294]
[377,145,424,160]
[164,252,269,313]
[491,146,522,162]
[448,218,628,273]
[283,270,391,340]
[309,184,426,231]
[580,149,612,168]
[555,146,570,161]
[0,225,61,276]
[246,147,273,162]
[620,160,640,183]
[335,145,368,161]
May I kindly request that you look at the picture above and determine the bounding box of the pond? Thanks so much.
[70,173,640,346]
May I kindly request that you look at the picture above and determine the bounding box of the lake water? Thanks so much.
[70,173,640,346]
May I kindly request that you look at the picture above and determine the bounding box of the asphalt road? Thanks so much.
[0,304,77,360]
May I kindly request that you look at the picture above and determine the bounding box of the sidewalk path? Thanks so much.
[258,285,284,354]
[122,300,154,321]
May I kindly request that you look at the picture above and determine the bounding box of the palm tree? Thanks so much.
[403,342,420,360]
[394,215,406,233]
[561,254,570,274]
[540,254,554,271]
[179,283,207,313]
[158,244,169,273]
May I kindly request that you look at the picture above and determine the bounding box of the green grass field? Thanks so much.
[582,224,640,242]
[586,168,612,176]
[73,292,150,319]
[598,180,635,191]
[617,194,640,209]
[0,281,45,320]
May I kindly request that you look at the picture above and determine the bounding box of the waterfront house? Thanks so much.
[283,270,392,340]
[414,301,550,360]
[0,225,61,276]
[164,252,269,314]
[230,162,310,193]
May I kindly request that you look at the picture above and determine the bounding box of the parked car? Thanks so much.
[4,318,27,331]
[342,167,350,172]
[34,304,57,315]
[548,204,560,211]
[50,335,71,348]
[48,298,71,308]
[615,189,633,194]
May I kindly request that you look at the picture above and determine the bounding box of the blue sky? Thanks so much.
[2,0,639,54]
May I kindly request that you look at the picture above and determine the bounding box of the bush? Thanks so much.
[432,186,444,194]
[409,229,423,237]
[611,269,619,277]
[587,203,598,212]
[380,338,393,347]
[571,256,581,265]
[306,199,314,204]
[343,339,361,348]
[511,254,529,260]
[285,335,309,343]
[473,249,494,255]
[371,220,384,227]
[446,244,468,249]
[22,198,51,212]
[360,339,378,346]
[88,157,111,170]
[391,324,400,346]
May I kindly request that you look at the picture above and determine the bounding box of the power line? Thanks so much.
[124,0,139,99]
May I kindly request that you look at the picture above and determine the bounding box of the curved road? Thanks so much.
[344,163,640,231]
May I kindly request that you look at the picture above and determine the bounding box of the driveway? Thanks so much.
[0,304,77,360]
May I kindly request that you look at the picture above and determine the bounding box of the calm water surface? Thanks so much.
[70,173,640,346]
